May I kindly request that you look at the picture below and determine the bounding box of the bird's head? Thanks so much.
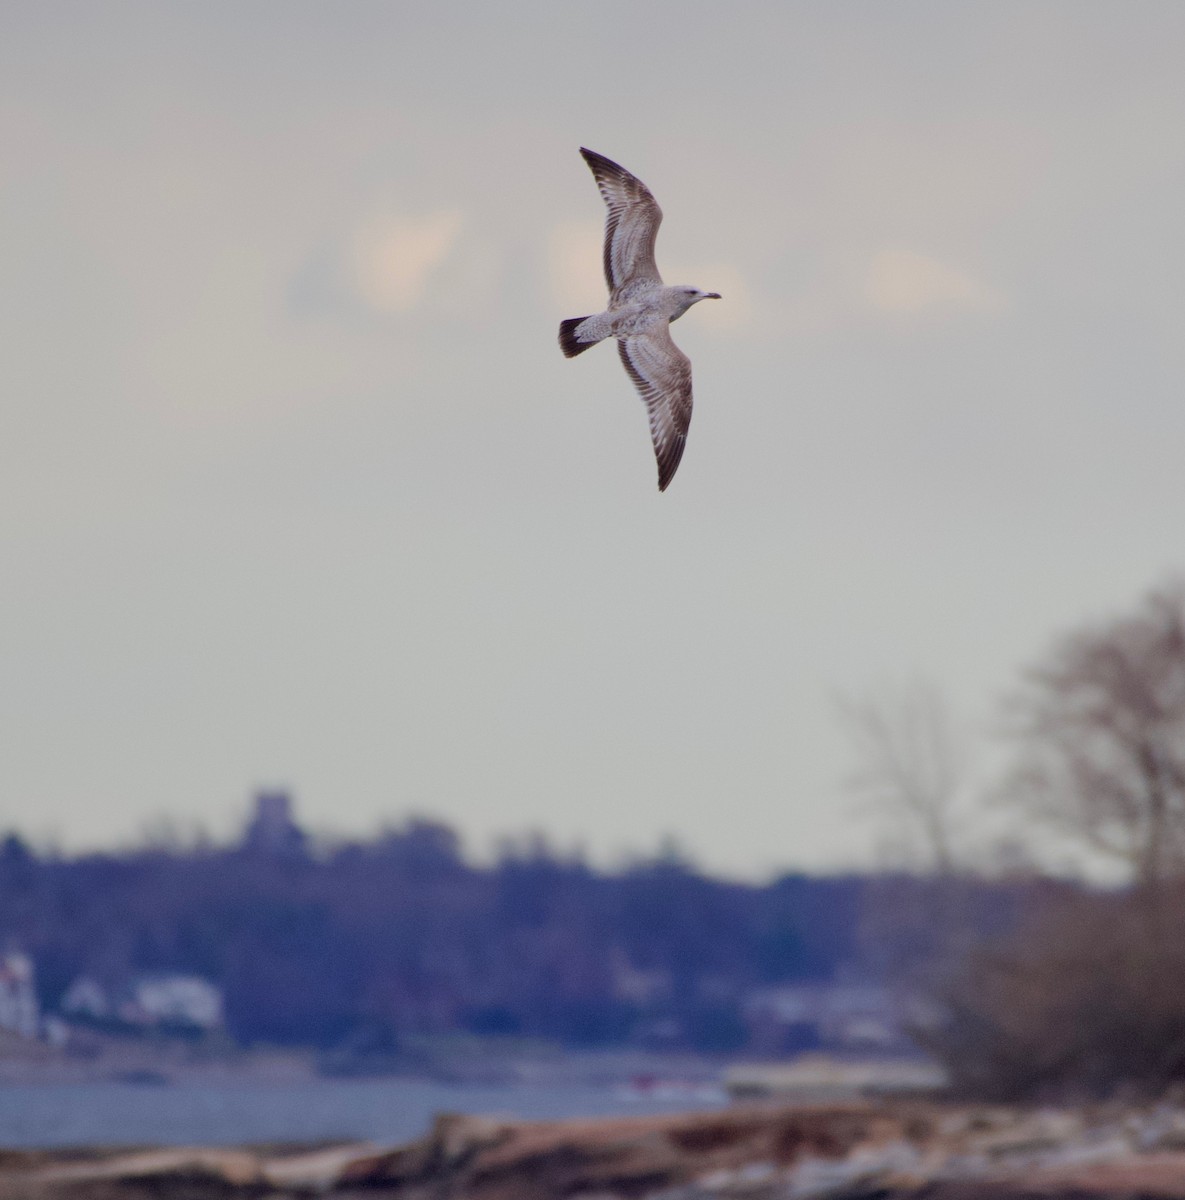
[670,286,722,319]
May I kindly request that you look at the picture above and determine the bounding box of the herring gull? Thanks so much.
[558,148,720,492]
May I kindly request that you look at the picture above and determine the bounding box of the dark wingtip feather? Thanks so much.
[656,438,686,492]
[559,317,597,358]
[580,147,627,181]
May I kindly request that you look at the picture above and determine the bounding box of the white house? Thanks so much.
[742,982,906,1051]
[121,975,224,1030]
[60,976,111,1020]
[61,972,225,1032]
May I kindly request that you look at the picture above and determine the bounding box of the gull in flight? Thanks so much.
[558,148,720,492]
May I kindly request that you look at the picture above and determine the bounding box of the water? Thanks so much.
[0,1078,728,1148]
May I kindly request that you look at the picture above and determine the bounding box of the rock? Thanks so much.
[10,1099,1185,1199]
[27,1146,266,1189]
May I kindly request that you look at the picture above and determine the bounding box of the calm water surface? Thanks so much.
[0,1078,728,1148]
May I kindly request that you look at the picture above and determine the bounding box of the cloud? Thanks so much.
[348,209,465,314]
[863,247,1002,316]
[547,220,604,312]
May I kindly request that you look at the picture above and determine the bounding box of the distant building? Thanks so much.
[60,972,224,1032]
[122,975,224,1030]
[241,789,307,857]
[59,976,110,1021]
[742,982,909,1054]
[0,952,39,1039]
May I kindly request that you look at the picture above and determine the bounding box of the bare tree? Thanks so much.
[1005,582,1185,889]
[839,680,968,875]
[909,584,1185,1099]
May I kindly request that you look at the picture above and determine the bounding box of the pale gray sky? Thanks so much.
[3,2,1185,875]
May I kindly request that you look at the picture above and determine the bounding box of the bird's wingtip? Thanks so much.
[656,454,681,493]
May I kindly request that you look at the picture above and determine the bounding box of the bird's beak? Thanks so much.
[704,292,722,299]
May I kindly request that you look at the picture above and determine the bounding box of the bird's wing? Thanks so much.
[617,328,693,492]
[581,148,663,294]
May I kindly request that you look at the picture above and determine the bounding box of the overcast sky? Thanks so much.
[2,2,1185,875]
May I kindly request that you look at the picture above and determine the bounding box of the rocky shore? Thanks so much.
[6,1099,1185,1199]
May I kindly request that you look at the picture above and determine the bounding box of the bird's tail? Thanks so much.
[559,316,600,358]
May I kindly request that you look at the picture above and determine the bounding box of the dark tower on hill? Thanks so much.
[241,789,307,858]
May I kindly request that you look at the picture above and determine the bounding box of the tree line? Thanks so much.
[0,824,898,1052]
